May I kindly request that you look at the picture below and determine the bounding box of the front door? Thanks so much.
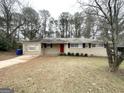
[60,44,64,53]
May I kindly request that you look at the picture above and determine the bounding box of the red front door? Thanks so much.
[60,44,64,53]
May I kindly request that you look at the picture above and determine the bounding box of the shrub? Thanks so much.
[81,53,84,56]
[60,53,63,56]
[90,54,94,57]
[0,38,11,51]
[0,32,18,51]
[75,53,79,56]
[63,53,67,56]
[68,52,71,56]
[71,53,74,56]
[84,53,88,57]
[60,53,66,56]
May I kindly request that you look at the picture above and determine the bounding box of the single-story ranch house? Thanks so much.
[23,38,107,57]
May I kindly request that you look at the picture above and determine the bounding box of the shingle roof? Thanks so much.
[23,38,104,44]
[41,38,67,44]
[41,38,104,44]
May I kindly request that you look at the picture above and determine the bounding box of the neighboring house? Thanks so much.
[23,38,107,56]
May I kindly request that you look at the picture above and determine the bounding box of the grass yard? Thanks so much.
[0,56,124,93]
[0,51,16,61]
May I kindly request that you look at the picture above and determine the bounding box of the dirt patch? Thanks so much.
[0,51,16,61]
[0,56,124,93]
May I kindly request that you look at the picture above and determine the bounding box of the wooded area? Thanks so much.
[0,0,98,50]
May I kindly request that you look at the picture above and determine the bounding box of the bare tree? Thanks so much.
[54,20,61,38]
[47,17,55,38]
[39,10,50,38]
[21,7,40,40]
[79,0,124,72]
[59,12,71,38]
[68,16,74,38]
[74,12,84,38]
[83,8,96,38]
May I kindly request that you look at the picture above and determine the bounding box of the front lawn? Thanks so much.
[0,56,124,93]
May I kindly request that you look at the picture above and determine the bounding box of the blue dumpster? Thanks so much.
[16,49,23,55]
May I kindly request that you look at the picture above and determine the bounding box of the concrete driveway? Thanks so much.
[0,55,39,69]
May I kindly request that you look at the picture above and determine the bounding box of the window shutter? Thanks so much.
[68,43,70,48]
[89,43,91,48]
[92,44,96,47]
[83,43,86,48]
[51,44,52,48]
[41,44,43,48]
[44,44,46,48]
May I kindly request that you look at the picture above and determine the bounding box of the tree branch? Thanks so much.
[94,0,110,23]
[7,21,25,37]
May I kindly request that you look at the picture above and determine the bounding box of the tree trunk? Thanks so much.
[109,63,119,72]
[106,43,124,72]
[109,57,123,72]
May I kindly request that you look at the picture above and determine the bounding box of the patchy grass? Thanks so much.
[0,56,124,93]
[0,51,16,61]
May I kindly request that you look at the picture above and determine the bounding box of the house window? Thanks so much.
[99,44,104,47]
[92,44,96,47]
[96,44,104,47]
[28,47,36,50]
[70,43,93,48]
[70,44,79,48]
[78,44,83,48]
[27,45,38,51]
[85,43,89,47]
[44,44,52,48]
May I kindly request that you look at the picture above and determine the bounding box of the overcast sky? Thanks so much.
[29,0,88,19]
